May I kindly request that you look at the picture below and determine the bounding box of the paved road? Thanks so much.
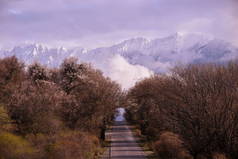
[102,108,147,159]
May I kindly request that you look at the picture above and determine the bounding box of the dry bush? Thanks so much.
[52,131,100,159]
[154,132,191,159]
[27,131,100,159]
[212,153,228,159]
[0,105,15,132]
[196,153,229,159]
[0,132,35,159]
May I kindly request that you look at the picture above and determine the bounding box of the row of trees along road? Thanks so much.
[125,63,238,159]
[0,56,122,159]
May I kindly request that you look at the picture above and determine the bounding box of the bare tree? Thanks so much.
[126,63,238,159]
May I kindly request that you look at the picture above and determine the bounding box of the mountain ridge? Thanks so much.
[1,33,238,88]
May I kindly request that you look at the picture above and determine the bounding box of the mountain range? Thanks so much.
[1,33,238,89]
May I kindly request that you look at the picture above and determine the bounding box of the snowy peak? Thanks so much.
[1,43,81,67]
[100,32,215,58]
[151,32,212,52]
[115,37,150,52]
[11,43,48,56]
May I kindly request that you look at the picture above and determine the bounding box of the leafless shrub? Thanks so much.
[212,153,229,159]
[154,131,192,159]
[0,132,35,159]
[27,131,100,159]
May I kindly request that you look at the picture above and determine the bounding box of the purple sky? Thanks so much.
[0,0,238,49]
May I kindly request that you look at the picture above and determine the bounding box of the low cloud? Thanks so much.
[106,54,153,90]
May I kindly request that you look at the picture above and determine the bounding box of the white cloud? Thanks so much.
[106,54,153,90]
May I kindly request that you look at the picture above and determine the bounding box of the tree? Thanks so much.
[28,63,49,82]
[0,56,25,104]
[58,58,121,137]
[126,63,238,159]
[8,81,64,135]
[59,58,87,94]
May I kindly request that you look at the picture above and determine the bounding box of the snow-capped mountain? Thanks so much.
[77,33,238,73]
[1,33,238,89]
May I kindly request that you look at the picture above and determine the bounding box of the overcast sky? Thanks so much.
[0,0,238,49]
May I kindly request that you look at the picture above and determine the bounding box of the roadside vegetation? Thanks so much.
[0,56,122,159]
[125,62,238,159]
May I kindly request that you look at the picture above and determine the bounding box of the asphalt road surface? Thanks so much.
[102,108,147,159]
